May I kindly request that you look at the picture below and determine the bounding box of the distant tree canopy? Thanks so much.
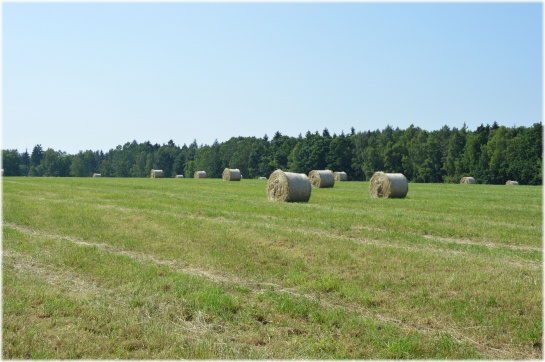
[2,123,542,185]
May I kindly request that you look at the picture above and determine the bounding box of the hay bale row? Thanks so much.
[369,172,408,198]
[194,171,207,178]
[506,180,519,185]
[460,176,475,184]
[334,171,347,181]
[151,169,164,178]
[222,168,241,181]
[268,170,409,202]
[267,169,311,202]
[308,170,335,188]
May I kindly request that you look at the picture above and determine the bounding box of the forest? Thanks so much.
[2,122,542,185]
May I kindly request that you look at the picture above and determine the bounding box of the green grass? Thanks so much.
[2,177,542,359]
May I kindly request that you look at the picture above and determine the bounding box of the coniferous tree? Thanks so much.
[208,140,223,178]
[30,144,44,167]
[29,144,45,176]
[19,149,30,176]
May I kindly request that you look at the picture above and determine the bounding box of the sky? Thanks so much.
[2,1,543,154]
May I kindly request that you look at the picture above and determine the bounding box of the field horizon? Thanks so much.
[2,177,542,359]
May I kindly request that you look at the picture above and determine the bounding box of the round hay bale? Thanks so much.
[151,169,164,178]
[460,176,475,184]
[334,171,348,181]
[194,171,207,178]
[308,170,335,188]
[267,169,311,202]
[369,172,408,198]
[259,176,267,180]
[506,180,519,185]
[175,175,184,178]
[92,173,101,177]
[222,168,241,181]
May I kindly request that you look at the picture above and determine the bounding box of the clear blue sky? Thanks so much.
[2,2,542,154]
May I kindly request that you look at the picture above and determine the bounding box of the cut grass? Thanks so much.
[2,177,542,359]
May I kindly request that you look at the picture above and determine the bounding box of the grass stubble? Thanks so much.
[2,177,542,359]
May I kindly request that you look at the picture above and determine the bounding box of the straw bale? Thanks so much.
[308,170,335,188]
[151,169,164,178]
[194,171,207,178]
[92,173,101,177]
[223,168,241,181]
[460,176,476,184]
[506,180,519,185]
[334,171,348,181]
[267,169,311,202]
[369,172,408,198]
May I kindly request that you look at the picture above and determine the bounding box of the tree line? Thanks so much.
[2,122,542,185]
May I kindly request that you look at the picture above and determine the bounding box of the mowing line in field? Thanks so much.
[421,234,542,252]
[4,250,105,297]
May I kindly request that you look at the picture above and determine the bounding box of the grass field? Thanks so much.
[2,177,542,359]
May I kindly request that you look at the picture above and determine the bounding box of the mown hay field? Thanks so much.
[2,177,542,359]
